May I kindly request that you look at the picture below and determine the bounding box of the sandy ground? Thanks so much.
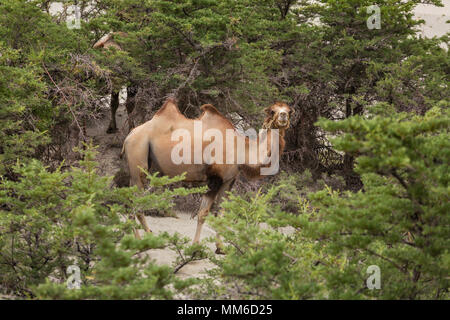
[86,100,217,280]
[143,211,217,280]
[414,1,450,38]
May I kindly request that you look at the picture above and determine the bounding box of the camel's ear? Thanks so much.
[264,106,274,116]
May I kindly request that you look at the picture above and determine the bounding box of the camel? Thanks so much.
[93,32,137,133]
[122,98,293,252]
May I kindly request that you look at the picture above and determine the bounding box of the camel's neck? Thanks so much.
[239,127,286,180]
[261,127,286,157]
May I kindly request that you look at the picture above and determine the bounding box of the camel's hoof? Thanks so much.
[215,248,226,255]
[191,249,201,258]
[106,127,118,134]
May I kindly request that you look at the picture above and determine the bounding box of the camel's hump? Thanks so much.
[155,98,181,116]
[200,104,222,115]
[200,104,235,128]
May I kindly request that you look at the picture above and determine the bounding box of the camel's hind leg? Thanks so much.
[126,140,152,237]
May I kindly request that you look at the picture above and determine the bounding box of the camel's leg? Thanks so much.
[125,86,137,132]
[211,179,235,254]
[127,143,149,189]
[192,195,215,244]
[133,227,141,240]
[192,176,223,245]
[135,141,152,234]
[137,213,151,233]
[126,140,152,237]
[106,91,120,133]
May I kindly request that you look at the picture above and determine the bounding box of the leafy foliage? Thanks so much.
[199,185,327,299]
[305,105,449,299]
[0,0,448,300]
[0,43,51,176]
[0,144,203,299]
[194,105,448,300]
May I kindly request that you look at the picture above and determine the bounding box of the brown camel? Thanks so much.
[122,98,293,252]
[93,32,137,133]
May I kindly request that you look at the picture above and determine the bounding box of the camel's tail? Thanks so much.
[120,143,125,159]
[120,127,136,159]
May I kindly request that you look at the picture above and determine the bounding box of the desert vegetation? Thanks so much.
[0,0,448,300]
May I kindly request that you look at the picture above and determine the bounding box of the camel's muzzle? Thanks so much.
[277,112,289,127]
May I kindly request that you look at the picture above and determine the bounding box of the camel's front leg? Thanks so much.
[211,179,235,254]
[192,193,215,245]
[193,178,235,254]
[193,175,224,245]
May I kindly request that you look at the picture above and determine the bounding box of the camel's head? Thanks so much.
[263,102,294,130]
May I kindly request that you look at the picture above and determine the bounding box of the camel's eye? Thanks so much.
[271,110,275,116]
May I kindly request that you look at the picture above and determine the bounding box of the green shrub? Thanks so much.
[0,43,52,176]
[302,104,449,299]
[0,144,204,299]
[194,185,334,299]
[197,105,449,300]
